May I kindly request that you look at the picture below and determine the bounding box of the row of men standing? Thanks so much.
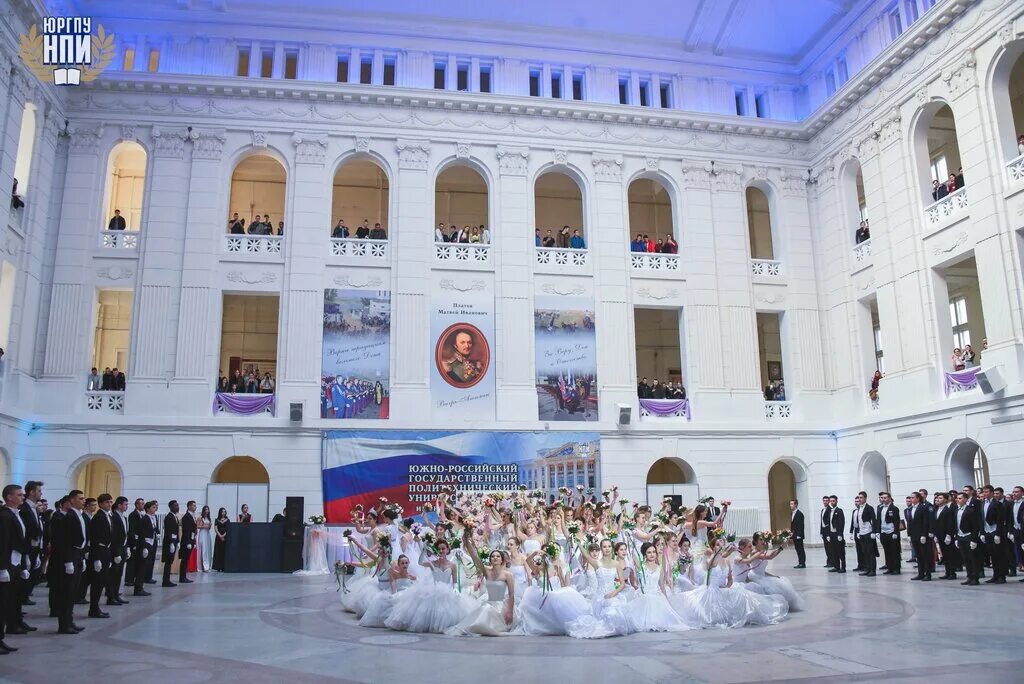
[0,481,199,655]
[819,485,1023,585]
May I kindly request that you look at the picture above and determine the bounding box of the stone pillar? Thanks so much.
[389,139,432,414]
[494,145,535,419]
[0,69,30,232]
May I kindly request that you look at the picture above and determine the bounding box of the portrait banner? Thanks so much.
[430,291,495,420]
[534,295,598,421]
[321,430,601,522]
[321,289,390,419]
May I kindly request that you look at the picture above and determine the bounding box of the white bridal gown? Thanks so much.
[447,580,515,636]
[385,565,473,633]
[566,566,635,639]
[517,571,590,636]
[294,525,331,576]
[196,520,213,572]
[745,558,805,612]
[670,564,788,630]
[359,577,413,628]
[625,564,689,632]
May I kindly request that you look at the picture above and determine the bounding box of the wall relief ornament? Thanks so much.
[540,283,585,296]
[941,49,977,100]
[251,130,269,148]
[68,125,104,155]
[191,128,227,160]
[119,125,136,142]
[152,126,189,158]
[680,160,710,190]
[931,231,970,256]
[455,142,471,159]
[997,23,1014,46]
[496,145,529,175]
[226,270,276,285]
[636,287,679,301]
[292,131,328,165]
[553,149,568,166]
[591,153,622,182]
[334,274,383,288]
[396,139,431,170]
[355,137,371,153]
[439,278,486,292]
[711,163,743,192]
[644,156,661,172]
[873,109,901,149]
[97,266,134,281]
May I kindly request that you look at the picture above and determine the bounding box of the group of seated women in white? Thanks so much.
[339,487,803,638]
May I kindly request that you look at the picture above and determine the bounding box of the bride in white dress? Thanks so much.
[517,548,590,635]
[359,554,416,627]
[738,535,805,611]
[625,542,689,632]
[447,535,517,636]
[566,538,635,639]
[385,538,473,633]
[342,533,393,617]
[685,502,730,569]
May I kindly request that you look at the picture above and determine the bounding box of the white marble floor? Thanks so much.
[2,549,1022,683]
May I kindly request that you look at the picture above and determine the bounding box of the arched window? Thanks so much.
[990,40,1024,161]
[434,165,489,243]
[948,440,989,489]
[12,103,36,202]
[103,141,147,232]
[228,154,287,235]
[841,160,870,246]
[331,158,389,240]
[767,459,808,531]
[645,457,697,509]
[745,185,776,260]
[913,102,964,205]
[535,171,585,250]
[627,177,674,253]
[861,451,891,496]
[73,455,122,499]
[211,456,270,522]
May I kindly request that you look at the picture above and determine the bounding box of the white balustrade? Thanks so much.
[330,237,389,262]
[1007,154,1024,186]
[924,187,968,227]
[86,391,125,414]
[434,242,492,266]
[535,247,589,270]
[99,230,139,250]
[631,252,680,272]
[223,234,283,257]
[750,259,783,279]
[764,401,792,420]
[852,239,871,264]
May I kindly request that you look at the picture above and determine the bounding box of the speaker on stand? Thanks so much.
[281,496,304,572]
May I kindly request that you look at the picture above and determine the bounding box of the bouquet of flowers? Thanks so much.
[518,484,528,491]
[602,489,611,501]
[558,486,570,497]
[604,528,619,541]
[409,522,423,537]
[777,529,792,544]
[708,527,727,543]
[373,530,392,550]
[483,497,496,508]
[618,498,630,507]
[476,545,493,563]
[529,489,545,500]
[512,499,524,511]
[421,530,436,549]
[308,514,326,525]
[566,521,581,536]
[462,515,478,529]
[622,520,636,531]
[542,540,560,559]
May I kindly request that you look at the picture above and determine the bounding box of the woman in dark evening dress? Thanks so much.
[213,507,230,571]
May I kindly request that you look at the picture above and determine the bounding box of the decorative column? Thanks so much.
[494,145,535,419]
[389,139,432,416]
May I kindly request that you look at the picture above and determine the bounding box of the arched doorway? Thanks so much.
[745,185,777,260]
[103,141,147,232]
[434,164,489,242]
[627,177,673,250]
[228,154,287,234]
[913,102,963,206]
[861,451,890,499]
[990,40,1024,161]
[948,440,989,489]
[331,157,389,239]
[209,456,270,522]
[535,170,585,249]
[73,455,122,499]
[840,159,869,246]
[767,459,808,531]
[645,457,697,509]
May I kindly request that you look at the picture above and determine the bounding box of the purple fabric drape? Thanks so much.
[943,367,980,395]
[213,392,276,415]
[639,398,691,420]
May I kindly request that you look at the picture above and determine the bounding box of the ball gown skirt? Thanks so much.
[669,568,788,629]
[446,580,515,636]
[747,573,805,612]
[385,569,475,633]
[626,568,690,632]
[566,567,635,639]
[359,579,412,628]
[516,580,591,636]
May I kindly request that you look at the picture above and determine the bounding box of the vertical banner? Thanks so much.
[430,290,495,420]
[534,295,598,421]
[321,430,601,521]
[321,289,390,419]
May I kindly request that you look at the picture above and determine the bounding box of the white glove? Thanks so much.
[170,545,177,555]
[944,535,952,545]
[114,556,122,564]
[34,556,41,569]
[980,534,986,543]
[825,536,831,542]
[64,562,74,574]
[186,544,193,550]
[970,541,977,550]
[143,549,149,559]
[125,548,131,560]
[871,533,878,540]
[20,569,29,580]
[0,569,9,582]
[93,560,102,572]
[80,560,86,572]
[995,536,1001,544]
[919,536,926,544]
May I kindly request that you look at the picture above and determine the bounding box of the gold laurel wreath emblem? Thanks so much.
[19,23,116,84]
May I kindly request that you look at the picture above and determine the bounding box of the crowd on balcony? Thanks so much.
[1017,134,1024,156]
[227,213,285,236]
[435,222,490,244]
[333,218,388,240]
[535,225,585,249]
[218,369,275,394]
[764,380,787,401]
[930,168,965,202]
[107,209,127,230]
[855,219,870,244]
[630,233,678,254]
[950,344,980,372]
[636,377,686,400]
[11,178,24,209]
[86,367,126,391]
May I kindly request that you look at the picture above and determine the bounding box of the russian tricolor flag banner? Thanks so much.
[322,430,601,522]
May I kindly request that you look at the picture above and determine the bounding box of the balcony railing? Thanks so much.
[535,247,588,269]
[764,401,792,420]
[213,392,276,415]
[99,230,139,250]
[435,242,491,266]
[750,259,783,279]
[330,237,388,262]
[86,390,125,414]
[638,398,691,420]
[1007,153,1024,186]
[852,239,872,271]
[223,234,283,257]
[631,252,680,272]
[924,187,968,227]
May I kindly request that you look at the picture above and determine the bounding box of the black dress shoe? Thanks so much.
[968,579,980,586]
[994,578,1006,584]
[793,564,806,569]
[23,599,36,606]
[117,597,130,604]
[836,569,846,573]
[5,627,29,635]
[19,623,37,632]
[828,568,838,572]
[0,641,17,652]
[145,579,157,584]
[133,589,151,596]
[88,610,110,618]
[57,627,79,635]
[71,624,85,632]
[890,571,901,575]
[179,578,194,584]
[864,571,876,577]
[162,581,176,587]
[852,567,863,572]
[75,600,88,606]
[984,578,996,584]
[911,576,922,580]
[921,576,931,581]
[880,566,888,571]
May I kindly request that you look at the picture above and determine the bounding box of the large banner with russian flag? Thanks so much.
[535,295,598,421]
[322,430,601,522]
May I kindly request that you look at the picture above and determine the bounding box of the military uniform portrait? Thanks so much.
[435,323,489,388]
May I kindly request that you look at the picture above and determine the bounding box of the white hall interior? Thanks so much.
[0,0,1023,526]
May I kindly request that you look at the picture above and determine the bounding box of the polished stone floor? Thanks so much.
[2,549,1022,684]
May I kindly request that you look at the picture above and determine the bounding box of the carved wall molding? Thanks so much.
[333,274,384,288]
[940,49,977,100]
[226,270,277,285]
[591,153,622,182]
[497,145,529,175]
[540,283,585,297]
[119,124,137,142]
[292,131,328,165]
[439,278,486,292]
[553,148,568,166]
[3,236,22,258]
[455,142,471,159]
[644,156,661,172]
[396,139,431,170]
[932,231,970,256]
[872,109,901,150]
[152,126,190,158]
[96,266,135,281]
[191,127,227,160]
[68,125,104,155]
[755,290,785,305]
[251,130,269,148]
[355,136,371,153]
[680,160,710,190]
[711,163,743,192]
[636,287,679,301]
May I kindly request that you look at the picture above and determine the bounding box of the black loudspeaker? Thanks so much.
[290,402,303,421]
[281,538,303,573]
[284,496,304,540]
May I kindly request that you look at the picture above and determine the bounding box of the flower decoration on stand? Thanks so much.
[308,514,326,525]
